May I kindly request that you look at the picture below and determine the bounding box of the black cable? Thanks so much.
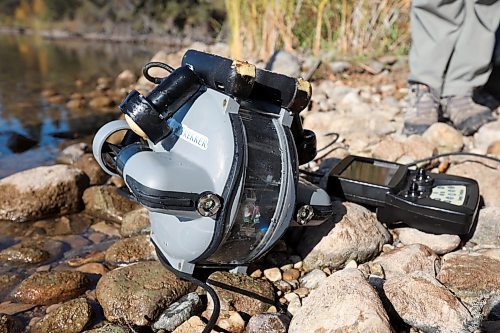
[158,255,220,333]
[316,132,340,153]
[181,275,220,333]
[299,169,325,177]
[405,151,500,167]
[143,61,175,84]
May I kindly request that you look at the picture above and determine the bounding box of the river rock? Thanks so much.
[372,244,440,279]
[329,61,352,74]
[172,316,216,333]
[32,298,92,333]
[282,268,300,282]
[0,314,22,333]
[152,292,202,332]
[216,310,245,333]
[5,131,37,153]
[206,271,275,317]
[423,123,464,153]
[393,227,461,255]
[296,201,391,271]
[266,50,301,77]
[372,138,405,161]
[468,207,500,246]
[0,238,64,265]
[0,273,22,299]
[474,120,500,150]
[447,161,500,207]
[104,235,156,265]
[84,322,133,333]
[384,272,472,333]
[89,96,114,110]
[246,313,290,333]
[13,270,90,305]
[0,165,88,222]
[299,269,327,290]
[57,143,89,164]
[487,140,500,157]
[115,69,136,88]
[403,135,437,161]
[83,185,141,222]
[289,269,392,333]
[96,261,193,326]
[263,267,282,282]
[120,208,150,237]
[75,154,109,186]
[436,251,500,301]
[66,98,85,110]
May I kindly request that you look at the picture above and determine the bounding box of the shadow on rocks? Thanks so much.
[287,202,347,259]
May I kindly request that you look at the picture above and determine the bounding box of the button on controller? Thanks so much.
[413,168,433,195]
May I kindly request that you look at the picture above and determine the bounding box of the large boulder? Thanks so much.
[289,269,392,333]
[96,261,193,326]
[384,272,472,333]
[0,165,88,222]
[297,201,391,271]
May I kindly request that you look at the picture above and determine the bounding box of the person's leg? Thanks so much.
[442,0,500,135]
[442,0,500,96]
[409,0,465,90]
[405,0,464,134]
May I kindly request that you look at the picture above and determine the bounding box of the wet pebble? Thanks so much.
[104,234,156,266]
[263,267,282,282]
[96,261,193,326]
[282,268,300,282]
[13,270,90,305]
[32,298,92,333]
[207,271,275,317]
[83,185,141,222]
[0,314,22,333]
[0,165,88,222]
[119,208,150,237]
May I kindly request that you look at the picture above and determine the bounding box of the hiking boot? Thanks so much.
[404,83,440,135]
[443,95,495,136]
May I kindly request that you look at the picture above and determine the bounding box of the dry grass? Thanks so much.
[225,0,411,60]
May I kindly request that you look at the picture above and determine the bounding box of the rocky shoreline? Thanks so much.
[0,43,499,332]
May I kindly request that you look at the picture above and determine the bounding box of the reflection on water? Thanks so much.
[0,34,155,178]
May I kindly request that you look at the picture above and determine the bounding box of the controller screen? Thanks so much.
[430,185,467,206]
[340,160,399,186]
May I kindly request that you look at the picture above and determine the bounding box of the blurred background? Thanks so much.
[2,0,496,179]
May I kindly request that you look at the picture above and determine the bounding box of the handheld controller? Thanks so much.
[326,155,480,235]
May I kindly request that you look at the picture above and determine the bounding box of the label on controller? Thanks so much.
[430,185,466,206]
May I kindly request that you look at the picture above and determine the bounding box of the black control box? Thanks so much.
[326,155,480,235]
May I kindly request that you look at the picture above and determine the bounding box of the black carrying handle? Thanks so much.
[182,49,311,113]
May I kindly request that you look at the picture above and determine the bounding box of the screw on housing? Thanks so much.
[297,204,314,225]
[197,193,222,217]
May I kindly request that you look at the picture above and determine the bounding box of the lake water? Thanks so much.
[0,34,155,178]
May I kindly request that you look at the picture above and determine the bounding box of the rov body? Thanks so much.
[93,50,332,275]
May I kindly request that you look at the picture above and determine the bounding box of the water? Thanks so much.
[0,34,155,178]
